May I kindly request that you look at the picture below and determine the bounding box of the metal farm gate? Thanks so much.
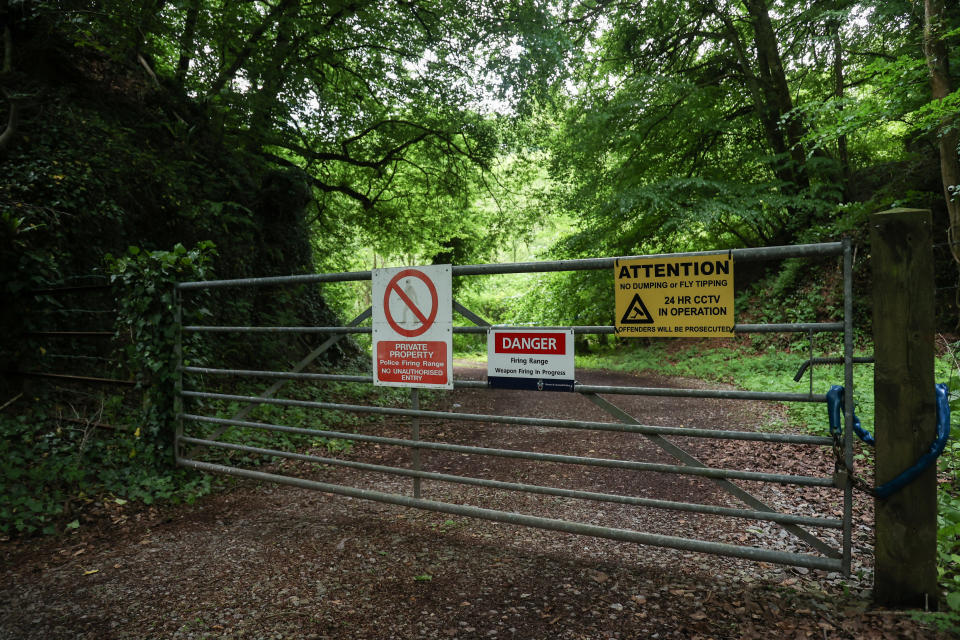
[173,241,857,574]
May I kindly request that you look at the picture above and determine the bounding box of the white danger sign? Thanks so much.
[372,264,453,389]
[487,328,575,392]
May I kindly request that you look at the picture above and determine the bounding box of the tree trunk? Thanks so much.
[716,0,811,200]
[1,0,12,76]
[924,0,960,271]
[176,0,200,84]
[0,0,16,155]
[832,17,850,196]
[0,90,19,155]
[2,24,11,76]
[742,0,809,192]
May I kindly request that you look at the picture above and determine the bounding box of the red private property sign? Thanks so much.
[374,340,448,386]
[372,265,452,389]
[487,329,575,392]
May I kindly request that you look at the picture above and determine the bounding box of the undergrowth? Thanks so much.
[182,377,413,468]
[0,373,410,538]
[0,402,214,537]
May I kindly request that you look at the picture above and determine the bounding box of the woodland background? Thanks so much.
[1,0,959,623]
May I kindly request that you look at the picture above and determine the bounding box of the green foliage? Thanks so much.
[736,259,848,329]
[577,339,874,432]
[0,412,78,535]
[538,1,856,256]
[178,374,409,469]
[936,340,960,614]
[106,242,216,466]
[8,0,556,279]
[909,609,960,636]
[938,490,960,611]
[2,94,186,265]
[448,211,588,330]
[491,0,956,333]
[495,270,613,328]
[0,406,213,536]
[1,3,956,587]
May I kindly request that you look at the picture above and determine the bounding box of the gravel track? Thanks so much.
[0,362,948,639]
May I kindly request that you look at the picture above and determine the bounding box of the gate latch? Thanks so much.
[833,467,849,489]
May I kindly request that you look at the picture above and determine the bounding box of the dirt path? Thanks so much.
[0,363,946,639]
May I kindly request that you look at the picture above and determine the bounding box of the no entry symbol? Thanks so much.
[383,269,439,337]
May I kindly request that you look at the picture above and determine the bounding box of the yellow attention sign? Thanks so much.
[614,255,735,337]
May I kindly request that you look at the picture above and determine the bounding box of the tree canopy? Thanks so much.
[537,1,957,257]
[1,0,958,321]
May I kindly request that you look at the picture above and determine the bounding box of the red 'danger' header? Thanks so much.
[494,332,566,355]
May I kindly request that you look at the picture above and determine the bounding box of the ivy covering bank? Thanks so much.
[106,242,216,465]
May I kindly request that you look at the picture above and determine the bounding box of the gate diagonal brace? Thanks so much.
[456,299,837,556]
[187,307,373,458]
[583,393,840,559]
[453,300,492,328]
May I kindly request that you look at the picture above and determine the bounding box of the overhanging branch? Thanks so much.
[260,151,376,209]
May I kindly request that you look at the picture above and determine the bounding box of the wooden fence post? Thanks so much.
[870,208,938,608]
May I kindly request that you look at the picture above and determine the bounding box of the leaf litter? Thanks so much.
[0,364,951,639]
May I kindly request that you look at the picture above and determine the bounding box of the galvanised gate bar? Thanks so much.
[174,240,856,574]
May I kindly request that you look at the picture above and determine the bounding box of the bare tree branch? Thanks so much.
[137,53,160,86]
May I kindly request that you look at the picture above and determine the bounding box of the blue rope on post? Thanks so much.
[826,384,951,498]
[825,385,874,445]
